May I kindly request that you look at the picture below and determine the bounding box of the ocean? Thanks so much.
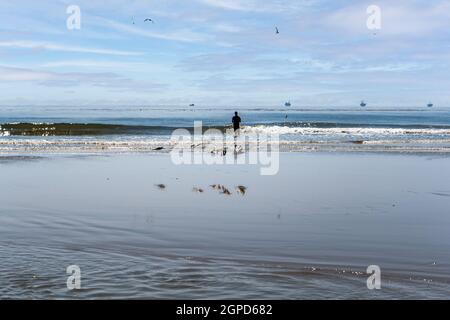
[1,106,450,154]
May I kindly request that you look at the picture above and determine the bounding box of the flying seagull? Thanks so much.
[275,27,279,34]
[155,184,166,190]
[144,18,154,23]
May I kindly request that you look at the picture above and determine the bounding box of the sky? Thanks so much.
[0,0,449,107]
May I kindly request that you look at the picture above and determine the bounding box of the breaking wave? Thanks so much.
[241,124,450,136]
[2,122,450,137]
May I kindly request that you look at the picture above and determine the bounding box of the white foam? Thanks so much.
[241,125,450,136]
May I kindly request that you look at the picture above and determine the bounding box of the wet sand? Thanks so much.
[0,153,449,299]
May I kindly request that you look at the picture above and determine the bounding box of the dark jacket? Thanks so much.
[232,115,241,129]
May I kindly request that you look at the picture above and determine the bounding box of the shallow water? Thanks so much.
[0,153,449,299]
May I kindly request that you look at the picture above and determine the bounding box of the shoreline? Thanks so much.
[2,149,450,158]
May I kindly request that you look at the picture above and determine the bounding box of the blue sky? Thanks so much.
[0,0,449,107]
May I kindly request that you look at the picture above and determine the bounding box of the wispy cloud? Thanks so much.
[198,0,317,12]
[0,65,165,92]
[95,17,209,43]
[211,23,242,33]
[199,0,250,11]
[0,65,51,81]
[0,41,143,56]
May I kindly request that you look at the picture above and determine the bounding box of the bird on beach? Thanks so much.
[144,18,154,23]
[236,185,247,195]
[221,187,232,195]
[210,184,232,195]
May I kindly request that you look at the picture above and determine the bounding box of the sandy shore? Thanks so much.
[0,152,449,299]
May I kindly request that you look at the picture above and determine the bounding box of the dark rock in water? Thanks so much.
[153,147,164,150]
[192,187,204,193]
[155,184,166,190]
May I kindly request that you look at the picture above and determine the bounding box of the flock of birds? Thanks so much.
[155,183,247,196]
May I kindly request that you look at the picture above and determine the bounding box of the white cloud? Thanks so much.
[198,0,317,12]
[199,0,249,11]
[95,18,209,43]
[211,23,242,33]
[38,59,173,75]
[0,65,165,92]
[0,40,143,56]
[0,66,52,81]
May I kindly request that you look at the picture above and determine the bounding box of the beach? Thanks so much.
[1,152,449,299]
[2,0,450,304]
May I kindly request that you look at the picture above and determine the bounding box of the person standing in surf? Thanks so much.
[231,111,242,153]
[232,111,241,133]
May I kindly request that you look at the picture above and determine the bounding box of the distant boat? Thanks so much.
[284,101,291,107]
[427,102,433,108]
[360,100,367,107]
[189,104,195,107]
